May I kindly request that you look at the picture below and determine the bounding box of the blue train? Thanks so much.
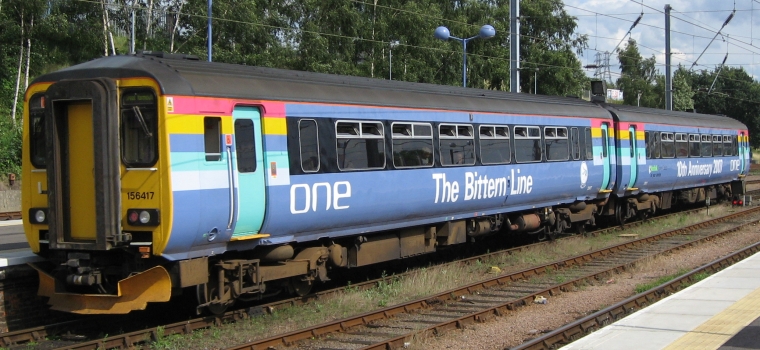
[21,53,749,314]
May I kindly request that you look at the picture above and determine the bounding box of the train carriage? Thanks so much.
[602,104,749,222]
[21,53,747,314]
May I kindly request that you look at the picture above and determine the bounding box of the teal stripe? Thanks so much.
[170,152,230,172]
[265,152,289,165]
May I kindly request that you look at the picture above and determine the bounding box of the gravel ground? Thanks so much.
[408,222,760,350]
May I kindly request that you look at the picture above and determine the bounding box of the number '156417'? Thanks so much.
[127,191,154,200]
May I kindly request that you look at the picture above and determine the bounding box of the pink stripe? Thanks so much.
[169,96,233,115]
[168,96,287,117]
[260,102,286,118]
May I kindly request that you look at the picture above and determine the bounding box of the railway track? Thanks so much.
[514,240,760,349]
[0,211,21,220]
[226,206,760,350]
[0,204,728,349]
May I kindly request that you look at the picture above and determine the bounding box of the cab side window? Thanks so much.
[122,89,158,167]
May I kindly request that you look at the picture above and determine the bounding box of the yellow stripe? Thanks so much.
[166,114,233,134]
[636,130,645,139]
[618,131,630,140]
[591,128,602,137]
[263,117,287,135]
[665,286,760,349]
[230,233,271,241]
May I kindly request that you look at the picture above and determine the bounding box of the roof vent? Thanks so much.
[138,51,200,61]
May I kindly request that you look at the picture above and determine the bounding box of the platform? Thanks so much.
[562,250,760,350]
[0,220,40,266]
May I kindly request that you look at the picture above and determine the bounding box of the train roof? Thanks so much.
[32,53,612,120]
[602,103,746,130]
[31,53,747,131]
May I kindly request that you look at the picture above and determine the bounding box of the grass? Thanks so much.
[145,206,728,349]
[634,269,712,294]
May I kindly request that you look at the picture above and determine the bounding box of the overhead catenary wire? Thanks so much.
[688,9,735,70]
[47,0,760,96]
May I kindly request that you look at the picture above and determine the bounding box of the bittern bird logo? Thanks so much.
[580,162,588,188]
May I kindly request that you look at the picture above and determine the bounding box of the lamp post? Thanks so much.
[534,68,539,94]
[434,25,496,88]
[389,40,399,80]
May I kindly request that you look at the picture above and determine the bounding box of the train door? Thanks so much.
[600,123,612,191]
[230,106,266,238]
[45,79,120,250]
[739,132,747,175]
[628,126,638,189]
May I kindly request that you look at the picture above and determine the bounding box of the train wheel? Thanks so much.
[195,284,235,315]
[289,277,313,297]
[615,202,625,226]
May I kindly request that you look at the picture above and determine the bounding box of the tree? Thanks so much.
[519,0,588,96]
[616,38,662,108]
[691,66,760,147]
[672,65,694,111]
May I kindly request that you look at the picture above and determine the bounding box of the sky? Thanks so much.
[562,0,760,82]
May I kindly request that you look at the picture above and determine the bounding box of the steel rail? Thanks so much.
[0,211,21,220]
[0,204,739,349]
[514,240,760,350]
[224,206,760,350]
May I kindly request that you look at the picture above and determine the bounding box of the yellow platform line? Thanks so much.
[664,286,760,350]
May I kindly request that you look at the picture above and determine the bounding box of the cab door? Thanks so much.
[45,79,120,251]
[230,106,266,238]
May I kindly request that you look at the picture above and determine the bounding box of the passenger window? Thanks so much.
[299,120,320,172]
[545,127,569,161]
[661,132,675,158]
[645,131,651,159]
[480,125,510,164]
[723,135,733,156]
[336,120,385,171]
[204,117,222,161]
[689,134,701,157]
[234,119,256,172]
[712,135,722,157]
[733,136,739,156]
[584,127,593,160]
[700,134,712,157]
[653,132,661,158]
[601,128,608,158]
[515,126,542,163]
[675,133,688,158]
[440,124,475,166]
[122,89,158,166]
[29,94,46,168]
[571,128,580,160]
[392,122,434,168]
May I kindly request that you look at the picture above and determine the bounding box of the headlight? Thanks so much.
[35,210,46,223]
[28,208,48,224]
[139,210,151,224]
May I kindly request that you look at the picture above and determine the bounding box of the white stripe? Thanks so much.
[171,170,231,191]
[267,167,291,186]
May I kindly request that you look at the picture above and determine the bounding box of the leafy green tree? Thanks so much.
[672,65,694,111]
[691,66,760,147]
[616,38,662,108]
[178,0,295,67]
[519,0,588,96]
[0,117,21,176]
